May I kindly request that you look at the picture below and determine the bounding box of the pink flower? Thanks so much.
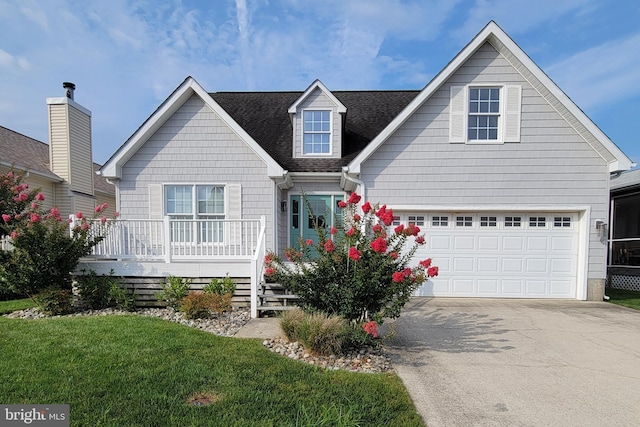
[265,267,275,276]
[363,321,378,338]
[305,239,314,246]
[31,202,39,210]
[348,247,361,261]
[75,212,83,219]
[427,266,439,277]
[361,202,372,213]
[100,216,107,224]
[35,193,45,201]
[16,193,28,202]
[324,240,335,253]
[337,201,347,208]
[348,192,361,204]
[114,211,120,218]
[419,258,432,268]
[392,271,405,283]
[49,207,60,218]
[102,203,109,211]
[330,227,337,235]
[10,231,19,240]
[346,227,356,236]
[2,214,11,223]
[389,251,398,259]
[29,213,41,223]
[370,237,388,253]
[95,205,103,213]
[404,224,420,236]
[415,236,425,245]
[353,214,361,221]
[372,224,382,233]
[394,224,405,234]
[403,268,412,277]
[81,223,90,231]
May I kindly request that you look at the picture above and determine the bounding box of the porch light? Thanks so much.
[281,200,287,212]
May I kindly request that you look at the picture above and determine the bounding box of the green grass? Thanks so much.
[0,297,36,314]
[607,288,640,310]
[0,315,423,427]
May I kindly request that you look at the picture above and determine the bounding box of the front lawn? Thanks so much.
[0,314,423,426]
[606,288,640,310]
[0,297,36,315]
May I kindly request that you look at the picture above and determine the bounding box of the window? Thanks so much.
[165,185,225,242]
[392,216,401,226]
[303,110,331,154]
[529,216,546,228]
[480,216,497,227]
[505,216,522,227]
[449,85,521,144]
[554,217,571,228]
[408,215,425,226]
[432,216,449,227]
[468,87,500,140]
[456,216,473,227]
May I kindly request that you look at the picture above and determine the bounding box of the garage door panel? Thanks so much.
[503,236,524,251]
[502,258,524,273]
[525,280,547,294]
[478,236,500,251]
[430,235,451,250]
[478,279,499,294]
[526,258,549,274]
[478,258,499,272]
[452,279,474,293]
[549,280,574,296]
[453,235,475,250]
[453,258,474,272]
[551,236,576,252]
[526,236,549,251]
[550,258,576,274]
[502,280,523,294]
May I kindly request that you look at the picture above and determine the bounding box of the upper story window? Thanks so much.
[468,88,500,141]
[449,85,521,144]
[303,110,331,154]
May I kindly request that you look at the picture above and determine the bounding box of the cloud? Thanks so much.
[19,6,49,33]
[0,49,30,71]
[546,32,640,111]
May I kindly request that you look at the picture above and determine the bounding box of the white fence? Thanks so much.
[75,216,265,262]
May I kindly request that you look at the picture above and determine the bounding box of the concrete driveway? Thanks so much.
[382,298,640,427]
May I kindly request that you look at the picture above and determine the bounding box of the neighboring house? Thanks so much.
[83,21,633,317]
[609,168,640,290]
[0,83,116,219]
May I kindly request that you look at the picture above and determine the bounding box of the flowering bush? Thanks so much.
[0,170,113,299]
[264,192,438,323]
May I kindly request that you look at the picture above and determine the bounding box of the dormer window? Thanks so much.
[468,87,500,140]
[303,110,331,154]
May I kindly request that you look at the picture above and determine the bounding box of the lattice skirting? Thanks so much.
[610,274,640,292]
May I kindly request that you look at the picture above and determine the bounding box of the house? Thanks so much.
[82,21,633,317]
[0,83,116,219]
[608,168,640,290]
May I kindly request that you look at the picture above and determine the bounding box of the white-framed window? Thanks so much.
[449,85,521,144]
[303,110,331,154]
[480,216,497,227]
[408,215,425,226]
[432,215,449,227]
[529,216,546,228]
[456,216,473,227]
[553,216,571,228]
[468,87,500,141]
[165,185,225,242]
[505,216,522,227]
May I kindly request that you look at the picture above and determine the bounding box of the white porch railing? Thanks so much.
[76,216,265,262]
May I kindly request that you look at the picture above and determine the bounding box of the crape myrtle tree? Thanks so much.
[264,192,438,325]
[0,169,114,300]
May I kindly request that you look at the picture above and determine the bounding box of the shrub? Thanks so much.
[208,293,233,316]
[108,282,136,311]
[265,192,439,323]
[180,291,215,319]
[280,309,348,356]
[35,288,73,316]
[0,170,114,299]
[157,276,191,309]
[203,275,236,296]
[76,269,114,310]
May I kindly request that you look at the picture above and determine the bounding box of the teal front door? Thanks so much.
[289,195,341,250]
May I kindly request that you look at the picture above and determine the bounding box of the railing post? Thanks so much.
[68,214,76,237]
[163,216,171,263]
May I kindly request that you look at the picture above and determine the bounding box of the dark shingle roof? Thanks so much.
[210,90,419,172]
[0,125,114,195]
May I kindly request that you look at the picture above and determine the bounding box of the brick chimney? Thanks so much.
[46,82,96,216]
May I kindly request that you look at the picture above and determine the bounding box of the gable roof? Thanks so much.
[211,90,418,172]
[611,168,640,193]
[346,21,634,174]
[100,77,287,179]
[0,125,114,195]
[287,79,347,114]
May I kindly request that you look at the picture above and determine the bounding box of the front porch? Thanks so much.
[77,216,269,317]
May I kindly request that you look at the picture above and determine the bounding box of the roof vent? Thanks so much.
[63,82,75,100]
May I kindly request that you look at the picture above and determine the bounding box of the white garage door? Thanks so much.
[398,212,579,298]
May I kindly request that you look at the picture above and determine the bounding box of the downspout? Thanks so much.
[105,178,120,214]
[341,167,366,201]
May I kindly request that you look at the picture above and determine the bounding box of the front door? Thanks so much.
[289,194,341,250]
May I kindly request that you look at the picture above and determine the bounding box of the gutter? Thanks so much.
[341,167,366,200]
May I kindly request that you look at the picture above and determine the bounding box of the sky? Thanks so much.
[0,0,638,167]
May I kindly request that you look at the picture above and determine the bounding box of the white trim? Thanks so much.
[46,96,92,117]
[287,80,347,115]
[301,109,333,156]
[347,21,632,174]
[100,77,286,179]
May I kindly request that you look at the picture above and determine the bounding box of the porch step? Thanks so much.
[258,281,300,316]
